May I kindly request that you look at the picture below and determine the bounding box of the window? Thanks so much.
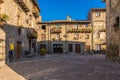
[96,12,100,17]
[74,25,78,28]
[57,34,60,40]
[42,25,46,30]
[97,33,100,38]
[41,34,46,40]
[85,35,89,39]
[85,24,88,27]
[114,16,119,31]
[74,33,79,40]
[69,44,73,52]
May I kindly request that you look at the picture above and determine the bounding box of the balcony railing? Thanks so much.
[32,6,39,18]
[99,27,106,32]
[67,28,92,33]
[13,0,30,13]
[27,28,37,39]
[94,39,106,45]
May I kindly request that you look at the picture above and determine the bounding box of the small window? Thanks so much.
[85,35,89,39]
[96,12,100,17]
[74,34,79,40]
[42,25,46,30]
[74,25,78,28]
[97,33,100,38]
[41,34,46,40]
[85,24,88,27]
[57,34,60,40]
[113,16,119,31]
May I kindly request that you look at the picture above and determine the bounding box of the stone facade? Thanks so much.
[37,8,106,54]
[88,8,106,51]
[103,0,120,60]
[0,0,41,62]
[38,20,90,54]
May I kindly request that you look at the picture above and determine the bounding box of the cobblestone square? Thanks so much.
[7,54,120,80]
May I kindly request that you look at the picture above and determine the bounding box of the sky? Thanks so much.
[37,0,106,22]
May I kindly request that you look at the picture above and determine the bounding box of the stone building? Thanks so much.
[0,0,41,62]
[38,19,91,54]
[88,8,106,51]
[37,8,106,54]
[103,0,120,60]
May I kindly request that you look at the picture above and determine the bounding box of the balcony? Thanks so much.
[67,28,92,33]
[32,6,39,18]
[99,27,106,32]
[51,29,61,34]
[94,39,106,45]
[13,0,30,13]
[27,28,37,39]
[0,0,4,3]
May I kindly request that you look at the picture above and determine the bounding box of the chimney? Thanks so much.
[67,16,71,21]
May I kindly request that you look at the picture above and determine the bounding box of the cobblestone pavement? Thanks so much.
[7,54,120,80]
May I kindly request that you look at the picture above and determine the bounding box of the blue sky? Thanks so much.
[37,0,106,21]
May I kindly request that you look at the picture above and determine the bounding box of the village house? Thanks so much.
[88,8,106,52]
[102,0,120,61]
[0,0,41,62]
[37,8,106,54]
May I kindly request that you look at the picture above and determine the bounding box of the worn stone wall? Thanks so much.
[0,0,41,61]
[38,22,92,52]
[90,9,106,51]
[105,0,120,60]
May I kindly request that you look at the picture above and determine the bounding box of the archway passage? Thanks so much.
[0,28,5,61]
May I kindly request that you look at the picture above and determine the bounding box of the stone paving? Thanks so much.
[0,61,25,80]
[2,54,120,80]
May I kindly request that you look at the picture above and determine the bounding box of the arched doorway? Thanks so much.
[0,28,5,61]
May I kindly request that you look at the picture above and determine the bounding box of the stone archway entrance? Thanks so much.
[0,28,5,61]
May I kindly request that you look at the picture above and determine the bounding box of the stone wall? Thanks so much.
[0,0,41,61]
[105,0,120,60]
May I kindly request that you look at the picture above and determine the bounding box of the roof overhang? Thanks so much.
[13,0,30,13]
[31,0,40,12]
[37,20,91,25]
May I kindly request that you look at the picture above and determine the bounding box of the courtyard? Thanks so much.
[5,54,120,80]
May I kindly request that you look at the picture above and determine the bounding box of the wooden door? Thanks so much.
[75,44,81,53]
[16,41,22,59]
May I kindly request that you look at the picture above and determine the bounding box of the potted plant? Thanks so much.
[1,14,9,21]
[40,48,46,56]
[0,14,9,26]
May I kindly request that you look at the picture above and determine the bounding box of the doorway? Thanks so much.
[53,44,63,53]
[16,41,22,59]
[75,44,81,53]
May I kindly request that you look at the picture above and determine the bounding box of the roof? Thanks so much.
[91,8,106,11]
[102,0,106,2]
[38,20,91,24]
[31,0,40,12]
